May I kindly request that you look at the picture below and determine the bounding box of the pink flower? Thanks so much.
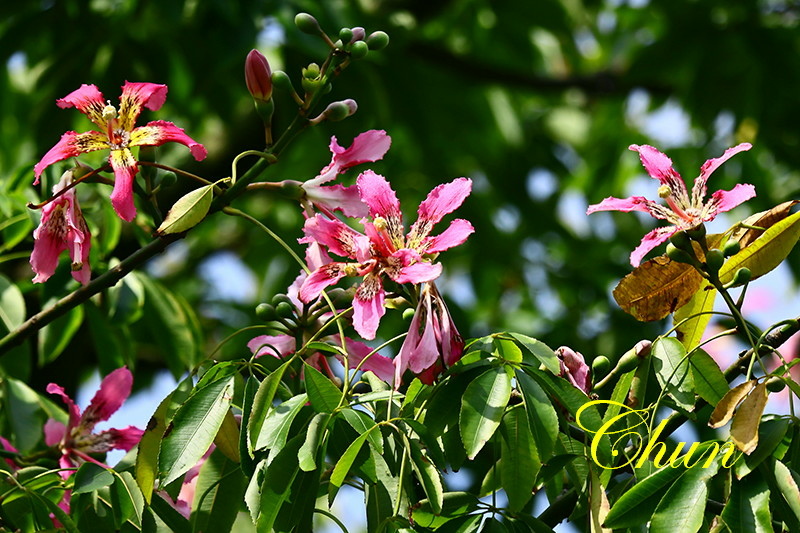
[34,82,207,221]
[301,130,391,218]
[587,143,755,266]
[394,282,464,386]
[299,173,473,339]
[44,367,144,478]
[30,169,91,285]
[556,346,590,394]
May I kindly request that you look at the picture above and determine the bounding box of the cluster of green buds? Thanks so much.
[255,288,353,334]
[666,225,751,287]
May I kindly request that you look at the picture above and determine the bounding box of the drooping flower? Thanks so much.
[299,172,474,339]
[394,281,464,386]
[300,130,391,218]
[44,367,144,478]
[587,143,755,266]
[34,82,208,222]
[30,168,91,285]
[556,346,590,394]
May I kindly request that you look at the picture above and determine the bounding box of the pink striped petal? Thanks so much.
[708,183,757,215]
[356,170,402,220]
[99,426,145,451]
[56,84,107,129]
[391,260,442,285]
[586,196,657,214]
[425,219,474,253]
[629,144,679,182]
[338,337,395,382]
[118,82,168,131]
[304,183,369,218]
[82,367,133,429]
[46,383,81,428]
[353,274,385,340]
[299,263,347,303]
[109,148,139,221]
[131,121,207,160]
[312,130,391,185]
[248,334,296,358]
[44,419,66,447]
[416,178,472,226]
[33,131,107,184]
[30,224,63,284]
[301,215,363,259]
[693,143,752,200]
[630,225,677,267]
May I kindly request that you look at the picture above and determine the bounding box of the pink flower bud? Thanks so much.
[245,49,273,102]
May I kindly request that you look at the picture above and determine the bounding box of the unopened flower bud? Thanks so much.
[669,230,692,252]
[615,340,651,374]
[350,27,366,42]
[723,240,741,257]
[271,71,295,92]
[704,249,725,273]
[303,63,321,79]
[275,301,295,319]
[366,31,390,50]
[326,288,352,307]
[272,294,294,307]
[592,356,611,380]
[402,308,416,321]
[255,303,277,321]
[321,99,357,122]
[666,242,695,264]
[245,49,273,103]
[158,171,177,189]
[295,13,322,35]
[730,267,752,286]
[686,224,706,240]
[350,40,369,59]
[767,376,786,393]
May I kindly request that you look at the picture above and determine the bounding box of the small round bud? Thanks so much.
[723,240,741,257]
[731,267,752,286]
[272,294,294,306]
[669,230,693,252]
[326,288,352,306]
[158,171,177,189]
[686,224,706,240]
[350,27,366,42]
[303,63,321,79]
[766,377,786,393]
[295,13,322,35]
[275,301,295,319]
[271,71,295,92]
[321,99,357,122]
[350,40,369,59]
[592,356,611,380]
[339,28,353,43]
[615,340,651,374]
[255,303,277,321]
[666,243,695,264]
[704,249,725,273]
[402,308,416,321]
[366,31,389,51]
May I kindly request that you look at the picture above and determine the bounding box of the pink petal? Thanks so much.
[312,130,391,185]
[46,383,82,429]
[557,346,590,394]
[304,183,369,218]
[247,335,296,358]
[101,426,145,451]
[30,224,65,284]
[299,263,347,303]
[425,219,474,253]
[707,183,757,215]
[301,215,363,259]
[56,84,107,128]
[33,131,106,184]
[118,82,168,131]
[392,260,442,285]
[356,170,402,220]
[44,419,66,447]
[131,121,207,161]
[353,274,385,340]
[109,148,139,221]
[335,337,395,382]
[81,367,133,429]
[629,144,688,200]
[586,196,658,214]
[693,143,753,200]
[630,225,677,267]
[416,178,472,226]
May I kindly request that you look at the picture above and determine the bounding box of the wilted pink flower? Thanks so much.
[299,172,473,339]
[30,168,91,285]
[44,367,144,478]
[394,282,463,386]
[556,346,590,394]
[587,143,755,266]
[34,82,207,222]
[301,130,391,218]
[245,49,273,102]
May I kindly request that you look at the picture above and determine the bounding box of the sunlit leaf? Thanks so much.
[720,471,773,533]
[709,380,757,428]
[499,405,539,512]
[649,453,721,533]
[304,363,342,413]
[460,365,513,460]
[688,349,728,406]
[674,284,716,352]
[156,184,214,235]
[729,200,798,248]
[509,332,560,374]
[651,337,695,411]
[730,382,769,454]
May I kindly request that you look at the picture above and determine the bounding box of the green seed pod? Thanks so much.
[731,267,752,286]
[303,63,321,79]
[402,308,416,321]
[666,242,694,264]
[705,249,725,273]
[366,31,390,51]
[339,28,353,43]
[616,350,641,374]
[669,230,692,251]
[295,13,322,35]
[275,301,295,319]
[255,303,277,321]
[592,356,611,380]
[158,171,177,189]
[766,377,786,393]
[685,224,707,240]
[350,40,369,59]
[272,293,293,306]
[723,240,741,257]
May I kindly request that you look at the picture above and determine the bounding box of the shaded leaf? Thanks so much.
[408,437,444,515]
[38,301,83,365]
[515,369,558,461]
[649,453,721,533]
[499,405,539,512]
[72,463,114,495]
[298,412,328,472]
[720,471,773,533]
[0,273,24,332]
[190,448,246,533]
[213,409,240,463]
[247,360,290,453]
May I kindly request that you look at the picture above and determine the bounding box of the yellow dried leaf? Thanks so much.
[730,382,769,455]
[709,380,757,429]
[729,200,799,248]
[613,257,703,322]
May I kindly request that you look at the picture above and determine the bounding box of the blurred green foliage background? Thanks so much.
[2,0,799,394]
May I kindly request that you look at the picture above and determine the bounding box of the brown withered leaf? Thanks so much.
[729,200,799,248]
[613,257,704,322]
[708,380,757,429]
[730,382,769,455]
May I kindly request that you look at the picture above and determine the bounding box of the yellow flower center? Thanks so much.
[657,185,672,199]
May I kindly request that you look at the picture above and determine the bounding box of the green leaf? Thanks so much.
[340,407,383,454]
[110,471,145,528]
[3,378,50,452]
[38,301,83,365]
[238,376,258,477]
[688,349,728,406]
[500,405,540,512]
[298,412,329,472]
[735,418,789,479]
[0,273,25,332]
[329,429,373,501]
[494,336,523,363]
[515,369,558,460]
[158,375,235,487]
[460,365,513,460]
[157,184,214,235]
[408,437,444,515]
[720,470,773,533]
[649,454,721,533]
[720,208,800,284]
[603,461,688,528]
[108,267,146,325]
[190,448,246,533]
[212,409,240,463]
[72,463,114,495]
[304,363,342,412]
[509,332,560,374]
[651,337,695,411]
[674,282,717,351]
[149,491,192,533]
[251,434,303,531]
[248,360,290,452]
[774,459,800,524]
[254,393,308,454]
[85,300,132,373]
[411,492,480,529]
